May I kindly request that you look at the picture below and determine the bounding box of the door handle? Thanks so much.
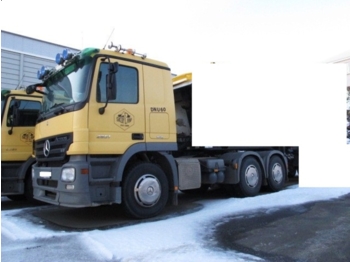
[132,133,144,140]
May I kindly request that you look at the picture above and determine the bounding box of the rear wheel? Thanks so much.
[122,162,169,219]
[267,156,286,192]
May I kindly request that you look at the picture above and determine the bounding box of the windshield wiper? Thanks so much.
[50,103,65,110]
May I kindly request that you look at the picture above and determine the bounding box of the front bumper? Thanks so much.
[32,161,92,207]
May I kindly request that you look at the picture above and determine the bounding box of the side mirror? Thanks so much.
[26,84,47,95]
[8,100,20,134]
[12,101,21,126]
[106,62,118,100]
[99,62,118,115]
[26,85,36,94]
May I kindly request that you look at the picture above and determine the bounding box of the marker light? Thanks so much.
[62,49,73,60]
[66,185,75,190]
[126,49,136,55]
[56,53,64,65]
[37,70,42,80]
[37,86,45,92]
[37,66,51,80]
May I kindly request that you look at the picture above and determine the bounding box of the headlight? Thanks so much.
[61,168,75,182]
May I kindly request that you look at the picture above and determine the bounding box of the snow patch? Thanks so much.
[2,187,350,261]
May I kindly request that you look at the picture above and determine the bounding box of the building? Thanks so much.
[1,30,79,90]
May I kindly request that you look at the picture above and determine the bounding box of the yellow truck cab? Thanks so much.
[1,89,42,200]
[27,44,292,218]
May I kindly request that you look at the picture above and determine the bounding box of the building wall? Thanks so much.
[1,30,79,90]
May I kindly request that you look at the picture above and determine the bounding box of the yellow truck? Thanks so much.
[26,44,297,218]
[1,89,42,200]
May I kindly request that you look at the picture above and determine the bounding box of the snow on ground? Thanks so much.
[2,186,350,262]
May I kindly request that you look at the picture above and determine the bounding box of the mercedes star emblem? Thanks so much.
[43,140,51,157]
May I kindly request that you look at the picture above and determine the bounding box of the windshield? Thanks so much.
[41,56,93,113]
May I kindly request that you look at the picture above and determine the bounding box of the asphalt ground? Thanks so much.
[6,179,350,261]
[212,193,350,262]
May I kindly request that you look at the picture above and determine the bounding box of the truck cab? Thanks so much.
[28,46,179,218]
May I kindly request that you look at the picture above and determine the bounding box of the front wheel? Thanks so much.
[122,162,169,219]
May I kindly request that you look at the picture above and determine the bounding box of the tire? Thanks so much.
[234,157,262,197]
[267,156,286,192]
[24,173,37,202]
[122,162,169,219]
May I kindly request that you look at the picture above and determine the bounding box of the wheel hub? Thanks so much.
[271,163,283,183]
[134,174,161,207]
[245,165,259,188]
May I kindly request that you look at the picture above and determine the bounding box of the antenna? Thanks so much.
[103,28,115,50]
[16,74,25,90]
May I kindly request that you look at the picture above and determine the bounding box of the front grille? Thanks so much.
[35,133,73,162]
[37,178,58,188]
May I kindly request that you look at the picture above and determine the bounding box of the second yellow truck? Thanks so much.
[1,89,42,201]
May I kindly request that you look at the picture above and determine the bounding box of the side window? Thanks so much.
[97,63,138,104]
[7,99,41,127]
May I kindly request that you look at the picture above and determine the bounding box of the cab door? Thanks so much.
[88,57,145,154]
[1,95,41,161]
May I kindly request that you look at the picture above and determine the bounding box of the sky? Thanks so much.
[2,186,350,261]
[1,0,350,73]
[1,0,350,186]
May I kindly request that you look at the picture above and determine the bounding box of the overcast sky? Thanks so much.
[1,0,350,73]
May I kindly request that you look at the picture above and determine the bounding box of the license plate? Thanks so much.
[39,171,51,178]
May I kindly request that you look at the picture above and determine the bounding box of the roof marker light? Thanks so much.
[37,69,42,80]
[56,53,64,65]
[62,49,73,60]
[37,66,50,80]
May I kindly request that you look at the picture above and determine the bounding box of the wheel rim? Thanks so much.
[134,174,161,207]
[271,163,283,183]
[244,165,259,188]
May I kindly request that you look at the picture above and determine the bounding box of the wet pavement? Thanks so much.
[6,179,350,261]
[213,193,350,262]
[1,194,204,231]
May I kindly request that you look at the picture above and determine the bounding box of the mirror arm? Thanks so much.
[99,101,108,115]
[8,126,14,135]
